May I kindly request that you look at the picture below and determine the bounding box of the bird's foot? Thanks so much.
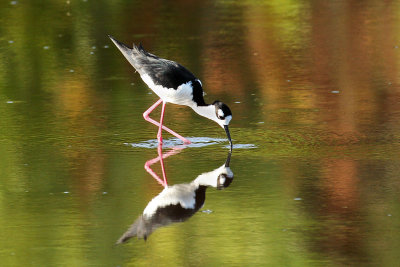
[182,139,191,145]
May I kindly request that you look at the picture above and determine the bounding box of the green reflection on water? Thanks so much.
[1,0,400,266]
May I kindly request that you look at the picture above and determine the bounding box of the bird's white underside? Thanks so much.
[141,74,197,106]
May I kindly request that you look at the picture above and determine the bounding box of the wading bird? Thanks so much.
[109,36,233,150]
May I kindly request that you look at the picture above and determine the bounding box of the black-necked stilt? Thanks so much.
[108,36,233,150]
[116,152,233,243]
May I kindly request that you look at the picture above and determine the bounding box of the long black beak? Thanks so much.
[224,125,233,151]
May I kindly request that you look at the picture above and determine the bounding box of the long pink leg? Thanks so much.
[157,101,166,144]
[142,99,191,144]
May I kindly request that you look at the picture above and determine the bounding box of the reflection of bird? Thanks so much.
[109,36,233,150]
[116,153,233,243]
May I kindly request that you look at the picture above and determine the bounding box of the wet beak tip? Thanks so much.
[224,125,233,151]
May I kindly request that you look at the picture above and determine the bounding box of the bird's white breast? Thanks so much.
[141,74,194,106]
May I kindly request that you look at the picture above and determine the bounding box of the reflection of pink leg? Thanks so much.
[144,143,167,186]
[157,143,167,186]
[144,160,166,187]
[144,144,185,187]
[142,99,191,144]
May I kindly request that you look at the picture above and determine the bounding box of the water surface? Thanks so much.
[1,0,400,266]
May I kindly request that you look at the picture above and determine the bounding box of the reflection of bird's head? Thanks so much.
[217,173,233,190]
[217,151,233,189]
[194,163,233,189]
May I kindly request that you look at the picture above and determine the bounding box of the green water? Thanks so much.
[1,0,400,266]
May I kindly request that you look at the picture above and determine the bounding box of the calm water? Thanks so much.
[1,0,400,266]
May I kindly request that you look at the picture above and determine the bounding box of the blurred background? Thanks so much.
[1,0,400,266]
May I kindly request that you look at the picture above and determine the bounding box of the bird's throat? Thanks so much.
[191,104,217,123]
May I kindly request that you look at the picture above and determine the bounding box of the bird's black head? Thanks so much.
[213,101,233,151]
[213,101,232,122]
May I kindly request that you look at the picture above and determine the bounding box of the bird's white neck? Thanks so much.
[191,104,219,125]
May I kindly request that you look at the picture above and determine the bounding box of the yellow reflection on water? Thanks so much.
[1,0,400,266]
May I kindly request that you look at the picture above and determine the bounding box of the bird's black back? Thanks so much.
[116,186,207,243]
[132,44,198,90]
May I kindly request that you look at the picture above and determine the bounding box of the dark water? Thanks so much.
[1,0,400,266]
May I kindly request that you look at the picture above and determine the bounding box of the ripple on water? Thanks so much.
[230,144,257,149]
[124,137,256,149]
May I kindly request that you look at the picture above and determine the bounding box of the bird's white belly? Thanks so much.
[141,74,194,106]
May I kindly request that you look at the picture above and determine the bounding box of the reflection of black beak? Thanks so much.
[224,125,233,151]
[225,151,232,167]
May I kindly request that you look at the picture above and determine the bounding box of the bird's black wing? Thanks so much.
[131,44,198,89]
